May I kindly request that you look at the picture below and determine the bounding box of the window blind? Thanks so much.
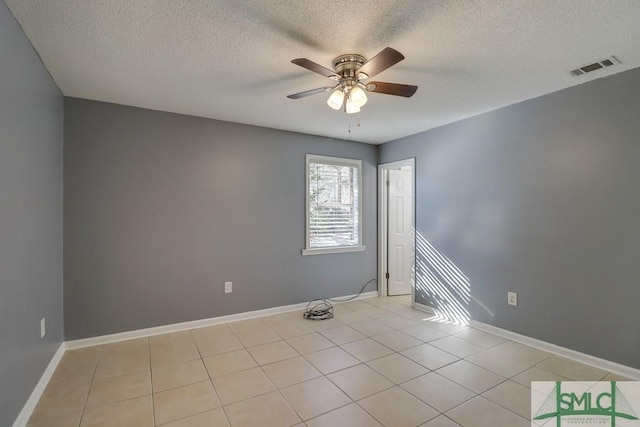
[308,158,360,248]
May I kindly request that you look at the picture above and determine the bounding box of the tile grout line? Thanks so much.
[30,296,630,426]
[199,321,293,426]
[479,382,533,421]
[148,337,157,427]
[188,328,231,427]
[199,302,606,424]
[77,344,102,426]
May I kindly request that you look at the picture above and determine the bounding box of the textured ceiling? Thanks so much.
[6,0,640,144]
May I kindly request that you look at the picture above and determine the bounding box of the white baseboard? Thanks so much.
[66,290,378,350]
[15,290,377,425]
[14,292,639,427]
[12,343,66,427]
[414,302,436,315]
[470,320,640,380]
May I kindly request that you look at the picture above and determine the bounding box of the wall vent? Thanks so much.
[570,56,621,77]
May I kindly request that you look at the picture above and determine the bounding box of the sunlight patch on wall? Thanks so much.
[414,229,470,325]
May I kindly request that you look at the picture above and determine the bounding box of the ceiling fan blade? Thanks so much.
[291,58,337,79]
[287,86,337,99]
[366,81,418,97]
[357,47,405,79]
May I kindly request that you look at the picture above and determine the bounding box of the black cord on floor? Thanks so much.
[302,279,377,321]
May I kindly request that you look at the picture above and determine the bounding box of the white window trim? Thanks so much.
[303,154,365,256]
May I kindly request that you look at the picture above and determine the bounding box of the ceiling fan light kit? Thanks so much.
[350,86,368,107]
[288,47,418,114]
[345,95,360,114]
[326,89,345,110]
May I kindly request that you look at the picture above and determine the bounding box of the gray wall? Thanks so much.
[0,1,64,425]
[380,67,640,369]
[64,98,378,339]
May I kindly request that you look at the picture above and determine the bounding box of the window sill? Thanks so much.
[302,246,366,256]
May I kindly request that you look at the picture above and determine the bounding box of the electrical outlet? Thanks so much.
[40,318,46,338]
[224,281,232,293]
[508,292,518,306]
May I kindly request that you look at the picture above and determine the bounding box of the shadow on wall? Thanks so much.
[414,229,471,325]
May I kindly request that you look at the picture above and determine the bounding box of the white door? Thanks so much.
[387,168,413,295]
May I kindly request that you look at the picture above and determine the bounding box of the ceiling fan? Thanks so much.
[287,47,418,114]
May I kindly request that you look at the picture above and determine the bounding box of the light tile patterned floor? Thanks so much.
[28,295,624,426]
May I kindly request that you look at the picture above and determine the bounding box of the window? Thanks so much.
[303,154,365,255]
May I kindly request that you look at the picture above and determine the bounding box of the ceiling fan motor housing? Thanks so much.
[332,54,366,75]
[332,54,367,91]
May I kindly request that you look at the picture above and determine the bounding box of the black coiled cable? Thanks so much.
[302,279,377,321]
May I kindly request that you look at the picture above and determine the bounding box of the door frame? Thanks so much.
[378,158,416,305]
